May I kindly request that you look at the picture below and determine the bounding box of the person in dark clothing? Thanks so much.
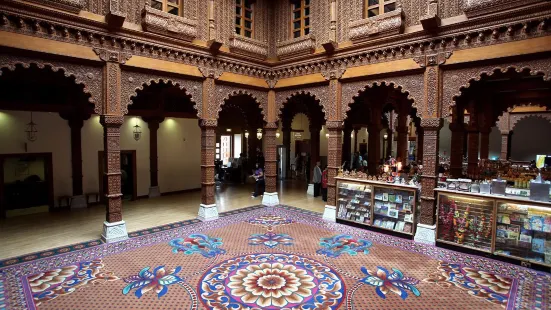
[251,163,265,198]
[313,161,322,197]
[321,165,328,202]
[256,148,265,169]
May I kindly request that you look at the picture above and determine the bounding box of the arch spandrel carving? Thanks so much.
[121,69,203,117]
[510,113,551,131]
[214,85,268,122]
[341,74,424,120]
[0,53,103,113]
[442,59,551,118]
[275,85,329,121]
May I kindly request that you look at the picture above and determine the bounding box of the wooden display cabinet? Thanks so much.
[336,177,418,236]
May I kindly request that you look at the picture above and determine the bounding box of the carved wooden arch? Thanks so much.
[341,75,424,120]
[510,113,551,131]
[442,58,551,118]
[275,86,328,121]
[121,69,202,117]
[496,104,551,132]
[214,84,268,122]
[0,54,103,113]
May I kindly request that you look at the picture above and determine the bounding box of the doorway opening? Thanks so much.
[98,150,137,202]
[0,153,54,218]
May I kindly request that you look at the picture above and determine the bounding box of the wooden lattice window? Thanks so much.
[364,0,396,18]
[292,0,310,39]
[150,0,182,16]
[235,0,254,38]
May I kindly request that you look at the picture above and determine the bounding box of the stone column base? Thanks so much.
[307,184,314,196]
[323,205,336,222]
[262,192,280,206]
[101,220,129,243]
[414,223,437,245]
[70,195,87,209]
[198,204,219,221]
[148,186,161,198]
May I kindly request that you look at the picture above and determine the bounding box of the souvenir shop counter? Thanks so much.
[435,188,551,267]
[335,177,418,236]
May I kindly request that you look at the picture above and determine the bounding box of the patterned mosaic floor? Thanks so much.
[0,205,550,309]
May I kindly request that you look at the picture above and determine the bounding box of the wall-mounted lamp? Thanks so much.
[133,122,142,141]
[244,131,249,138]
[350,133,354,138]
[276,131,281,138]
[25,112,38,142]
[383,133,388,140]
[325,133,329,138]
[256,128,262,140]
[226,128,232,132]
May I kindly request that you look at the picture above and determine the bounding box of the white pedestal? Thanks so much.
[101,220,128,243]
[198,204,219,221]
[323,205,336,222]
[148,186,161,198]
[70,195,87,209]
[262,192,280,206]
[307,184,314,196]
[414,223,436,245]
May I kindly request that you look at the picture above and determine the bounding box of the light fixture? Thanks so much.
[383,133,388,140]
[256,128,262,140]
[325,133,329,138]
[226,128,232,132]
[133,119,142,141]
[351,133,354,138]
[25,112,38,142]
[244,131,249,138]
[276,131,281,138]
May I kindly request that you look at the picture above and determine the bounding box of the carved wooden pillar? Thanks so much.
[199,119,218,220]
[449,106,465,178]
[143,116,164,197]
[416,127,424,162]
[68,117,85,206]
[500,130,511,160]
[479,128,491,160]
[342,124,352,167]
[419,118,443,225]
[282,119,292,178]
[466,104,480,177]
[309,124,321,180]
[385,127,393,160]
[368,105,382,174]
[326,121,343,206]
[264,122,278,193]
[396,112,408,166]
[94,47,131,243]
[353,127,359,153]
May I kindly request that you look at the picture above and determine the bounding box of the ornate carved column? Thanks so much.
[368,105,382,174]
[143,116,164,198]
[385,127,393,160]
[342,124,352,167]
[416,127,424,162]
[353,127,359,153]
[396,112,408,166]
[198,119,218,221]
[500,130,511,160]
[466,104,480,177]
[94,47,131,243]
[263,122,278,194]
[309,124,321,180]
[68,117,86,208]
[326,121,343,206]
[449,106,465,178]
[282,118,292,178]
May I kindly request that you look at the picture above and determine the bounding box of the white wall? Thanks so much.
[0,111,201,205]
[439,119,452,157]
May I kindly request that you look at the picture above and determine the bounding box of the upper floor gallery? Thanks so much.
[1,0,550,66]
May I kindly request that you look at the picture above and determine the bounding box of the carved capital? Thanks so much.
[141,6,197,41]
[25,0,84,13]
[276,34,316,60]
[420,118,443,130]
[100,115,124,127]
[265,78,278,89]
[414,51,452,67]
[200,119,218,128]
[349,8,404,43]
[228,34,269,60]
[93,48,132,64]
[325,120,343,130]
[264,122,278,129]
[198,67,223,79]
[321,66,346,80]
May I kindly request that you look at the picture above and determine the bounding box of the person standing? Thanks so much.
[321,165,328,202]
[313,161,322,197]
[251,163,265,198]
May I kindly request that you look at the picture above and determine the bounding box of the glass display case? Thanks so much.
[436,192,495,253]
[337,181,373,225]
[372,186,416,235]
[494,200,551,267]
[336,177,418,236]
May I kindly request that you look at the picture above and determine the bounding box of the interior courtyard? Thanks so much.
[1,0,551,309]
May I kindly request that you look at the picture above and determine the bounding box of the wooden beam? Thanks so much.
[124,56,202,78]
[218,72,269,88]
[341,59,421,80]
[275,73,326,89]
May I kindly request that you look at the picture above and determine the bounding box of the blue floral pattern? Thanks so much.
[122,266,182,299]
[169,234,226,258]
[316,234,372,257]
[248,232,293,248]
[360,266,421,300]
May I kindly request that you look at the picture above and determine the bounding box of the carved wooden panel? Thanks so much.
[0,53,103,114]
[510,112,551,131]
[200,120,217,205]
[439,0,462,20]
[86,0,110,17]
[120,69,202,117]
[214,84,268,122]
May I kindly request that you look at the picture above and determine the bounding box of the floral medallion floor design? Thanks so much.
[0,205,549,309]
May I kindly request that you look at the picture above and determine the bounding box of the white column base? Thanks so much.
[323,205,336,222]
[148,186,161,198]
[198,204,219,221]
[70,195,87,209]
[101,220,128,243]
[307,184,314,196]
[414,223,437,245]
[262,192,280,206]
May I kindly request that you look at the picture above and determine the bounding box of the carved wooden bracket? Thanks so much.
[141,6,197,42]
[413,51,452,67]
[107,0,127,28]
[463,0,542,18]
[207,39,223,54]
[420,0,440,32]
[265,73,278,88]
[228,34,269,60]
[321,66,346,80]
[93,48,132,64]
[198,67,223,80]
[276,34,316,60]
[349,8,404,43]
[24,0,84,13]
[322,40,338,54]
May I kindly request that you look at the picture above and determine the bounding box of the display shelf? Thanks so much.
[436,191,495,253]
[435,189,551,267]
[336,177,418,236]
